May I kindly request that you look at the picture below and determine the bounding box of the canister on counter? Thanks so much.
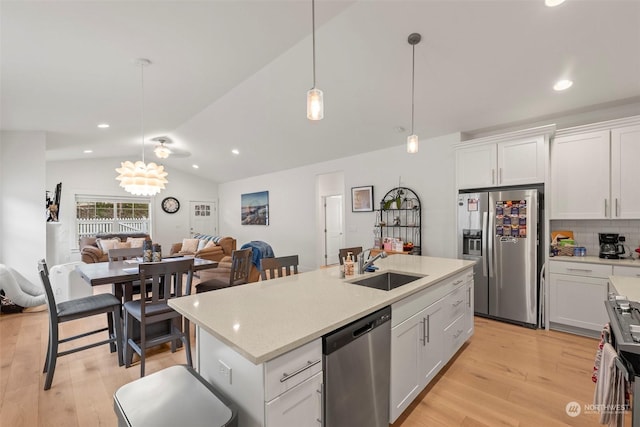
[143,240,153,262]
[152,244,162,262]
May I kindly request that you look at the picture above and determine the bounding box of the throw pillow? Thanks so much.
[116,241,132,249]
[204,241,217,250]
[96,238,121,253]
[197,239,208,251]
[126,237,147,248]
[181,238,200,253]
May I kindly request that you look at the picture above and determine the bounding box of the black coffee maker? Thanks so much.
[599,233,626,259]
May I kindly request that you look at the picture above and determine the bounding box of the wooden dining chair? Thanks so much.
[195,248,252,293]
[123,258,194,377]
[38,259,123,390]
[260,255,299,280]
[339,247,363,265]
[108,247,146,301]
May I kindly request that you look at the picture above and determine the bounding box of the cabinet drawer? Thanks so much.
[443,284,467,326]
[264,339,322,401]
[265,372,323,427]
[392,270,468,327]
[613,266,640,278]
[549,260,612,278]
[444,314,466,360]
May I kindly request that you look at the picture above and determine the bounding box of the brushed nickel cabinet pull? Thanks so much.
[280,359,321,383]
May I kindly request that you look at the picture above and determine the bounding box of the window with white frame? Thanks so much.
[75,195,151,241]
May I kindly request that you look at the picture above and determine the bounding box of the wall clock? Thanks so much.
[161,197,180,214]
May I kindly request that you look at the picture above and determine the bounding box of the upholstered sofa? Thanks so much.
[169,235,236,262]
[79,233,151,263]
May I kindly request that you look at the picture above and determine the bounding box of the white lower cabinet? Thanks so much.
[197,330,322,427]
[613,265,640,278]
[265,372,322,427]
[390,268,474,423]
[549,261,611,333]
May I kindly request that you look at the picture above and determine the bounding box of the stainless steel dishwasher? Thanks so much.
[323,306,391,427]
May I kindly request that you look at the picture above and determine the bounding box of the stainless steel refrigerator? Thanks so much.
[457,187,543,327]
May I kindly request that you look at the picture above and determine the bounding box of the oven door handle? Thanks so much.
[615,357,630,382]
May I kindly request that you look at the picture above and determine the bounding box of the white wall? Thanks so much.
[46,157,219,261]
[219,133,461,271]
[0,131,47,285]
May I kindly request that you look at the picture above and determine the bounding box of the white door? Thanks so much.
[189,201,218,236]
[324,195,344,266]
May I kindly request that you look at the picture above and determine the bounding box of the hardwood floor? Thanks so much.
[1,290,606,426]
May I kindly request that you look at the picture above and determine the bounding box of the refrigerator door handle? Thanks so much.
[482,211,488,277]
[487,211,494,278]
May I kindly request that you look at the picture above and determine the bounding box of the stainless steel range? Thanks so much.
[604,298,640,426]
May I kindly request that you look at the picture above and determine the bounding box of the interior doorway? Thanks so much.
[189,201,218,236]
[324,195,344,266]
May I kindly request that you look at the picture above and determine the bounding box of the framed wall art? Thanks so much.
[351,185,374,212]
[241,191,269,225]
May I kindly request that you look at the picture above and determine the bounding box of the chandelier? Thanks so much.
[116,58,168,196]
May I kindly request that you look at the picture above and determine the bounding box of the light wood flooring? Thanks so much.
[1,287,607,426]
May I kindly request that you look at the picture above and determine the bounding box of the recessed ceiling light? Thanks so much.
[231,149,240,155]
[97,123,110,129]
[192,164,199,169]
[553,79,573,91]
[545,0,565,6]
[83,149,93,154]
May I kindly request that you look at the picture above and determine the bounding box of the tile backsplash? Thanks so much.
[550,220,640,257]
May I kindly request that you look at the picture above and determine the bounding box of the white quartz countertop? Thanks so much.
[610,276,640,302]
[549,255,640,267]
[169,255,474,364]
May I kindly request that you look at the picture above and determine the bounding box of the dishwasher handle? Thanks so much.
[352,322,374,338]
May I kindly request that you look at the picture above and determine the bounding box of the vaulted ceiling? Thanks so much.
[2,1,640,183]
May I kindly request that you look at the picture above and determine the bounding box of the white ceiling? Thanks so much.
[2,0,640,183]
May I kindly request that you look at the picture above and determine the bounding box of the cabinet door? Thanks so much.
[550,131,610,219]
[465,280,474,338]
[265,372,322,427]
[497,136,545,186]
[456,144,497,190]
[418,301,444,388]
[611,124,640,219]
[390,312,423,423]
[549,273,608,331]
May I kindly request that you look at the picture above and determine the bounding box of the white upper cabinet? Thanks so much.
[550,130,610,219]
[550,117,640,219]
[497,137,546,186]
[455,129,549,190]
[611,124,640,218]
[456,144,497,189]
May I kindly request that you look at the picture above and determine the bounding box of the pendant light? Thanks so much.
[153,137,172,159]
[407,33,421,154]
[116,58,168,196]
[306,0,323,120]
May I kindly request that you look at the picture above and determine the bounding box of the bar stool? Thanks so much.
[113,365,238,427]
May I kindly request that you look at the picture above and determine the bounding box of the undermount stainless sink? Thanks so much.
[348,271,426,291]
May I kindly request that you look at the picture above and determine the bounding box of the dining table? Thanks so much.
[75,256,219,302]
[75,256,218,356]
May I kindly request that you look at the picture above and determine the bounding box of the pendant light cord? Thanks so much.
[311,0,316,88]
[411,43,415,135]
[140,61,145,164]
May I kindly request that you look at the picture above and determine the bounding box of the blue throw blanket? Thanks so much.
[240,241,275,270]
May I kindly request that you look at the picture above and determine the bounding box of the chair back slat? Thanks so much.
[229,248,252,286]
[38,259,58,323]
[138,259,194,315]
[260,255,299,280]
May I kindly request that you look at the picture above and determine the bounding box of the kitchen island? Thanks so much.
[169,255,474,426]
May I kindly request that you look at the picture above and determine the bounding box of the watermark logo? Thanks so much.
[565,401,581,417]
